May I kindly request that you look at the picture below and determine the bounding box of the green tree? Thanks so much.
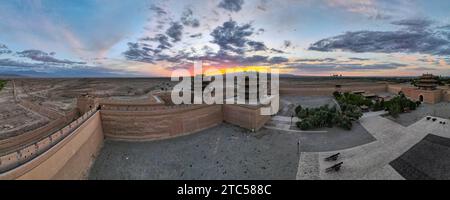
[295,105,303,115]
[388,104,401,118]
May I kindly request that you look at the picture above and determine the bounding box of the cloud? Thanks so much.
[141,34,172,51]
[210,20,267,55]
[189,33,203,38]
[123,42,155,64]
[283,40,292,49]
[0,58,138,77]
[269,57,289,64]
[166,22,184,42]
[180,8,200,28]
[123,19,288,69]
[391,18,434,31]
[309,20,450,56]
[286,62,407,72]
[296,58,337,62]
[348,57,370,61]
[270,48,285,54]
[247,41,267,51]
[149,5,167,17]
[16,50,86,65]
[218,0,244,12]
[410,67,437,71]
[0,44,12,54]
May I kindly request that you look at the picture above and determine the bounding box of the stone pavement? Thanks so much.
[296,115,450,180]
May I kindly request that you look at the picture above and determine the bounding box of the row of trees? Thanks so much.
[295,104,362,131]
[333,91,373,107]
[333,91,421,118]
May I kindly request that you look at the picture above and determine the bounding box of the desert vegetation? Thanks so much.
[0,80,7,91]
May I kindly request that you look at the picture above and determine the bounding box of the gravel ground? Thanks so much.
[89,124,300,180]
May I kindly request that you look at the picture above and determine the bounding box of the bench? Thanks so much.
[325,153,340,162]
[326,162,343,173]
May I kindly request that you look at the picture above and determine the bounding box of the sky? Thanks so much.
[0,0,450,77]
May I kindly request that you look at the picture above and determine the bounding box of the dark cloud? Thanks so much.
[16,50,86,65]
[286,62,406,72]
[123,19,287,68]
[123,42,155,63]
[149,5,167,17]
[180,8,200,28]
[410,67,437,71]
[270,48,285,54]
[283,40,292,49]
[210,20,267,55]
[295,58,337,62]
[309,29,450,56]
[0,58,139,77]
[256,28,265,35]
[391,18,433,31]
[247,41,267,51]
[348,57,370,61]
[0,58,47,68]
[189,33,202,38]
[269,56,289,64]
[0,44,12,54]
[218,0,244,12]
[257,0,268,11]
[166,22,184,42]
[438,25,450,30]
[141,34,172,51]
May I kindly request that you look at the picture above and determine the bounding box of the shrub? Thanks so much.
[295,105,303,115]
[297,120,313,130]
[0,80,6,91]
[295,103,360,131]
[333,91,341,98]
[388,104,401,118]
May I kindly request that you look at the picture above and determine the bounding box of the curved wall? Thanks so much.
[0,110,103,180]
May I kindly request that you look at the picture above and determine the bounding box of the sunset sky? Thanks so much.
[1,0,450,77]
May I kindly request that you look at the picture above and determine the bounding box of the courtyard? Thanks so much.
[89,96,450,180]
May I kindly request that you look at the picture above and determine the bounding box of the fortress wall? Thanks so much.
[443,89,450,102]
[101,105,223,141]
[402,87,443,104]
[280,83,388,96]
[0,110,103,180]
[340,84,388,93]
[387,84,404,94]
[223,104,270,131]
